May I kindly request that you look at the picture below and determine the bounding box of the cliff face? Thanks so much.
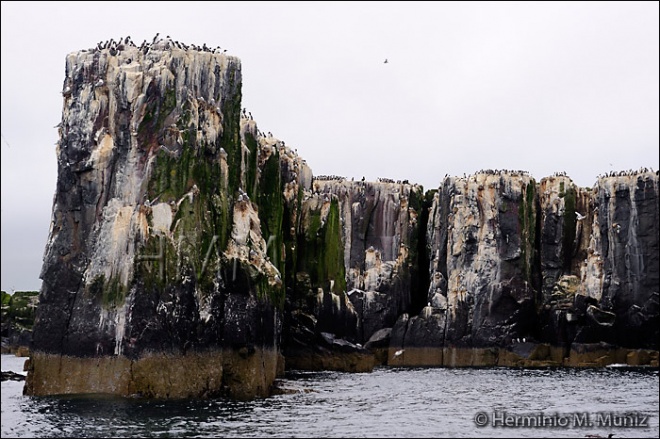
[307,180,426,342]
[281,179,426,370]
[577,173,659,347]
[391,170,658,367]
[535,173,659,351]
[391,173,538,365]
[28,40,659,398]
[442,173,538,347]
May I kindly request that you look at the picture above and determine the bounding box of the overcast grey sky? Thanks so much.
[1,1,658,291]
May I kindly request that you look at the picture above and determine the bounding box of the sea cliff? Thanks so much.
[26,39,658,399]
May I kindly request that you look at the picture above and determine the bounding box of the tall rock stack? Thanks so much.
[27,41,283,399]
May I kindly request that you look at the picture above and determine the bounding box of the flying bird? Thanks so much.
[1,133,10,148]
[575,211,587,221]
[383,58,388,64]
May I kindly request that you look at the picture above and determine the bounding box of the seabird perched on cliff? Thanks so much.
[393,349,404,358]
[159,145,177,156]
[575,211,586,221]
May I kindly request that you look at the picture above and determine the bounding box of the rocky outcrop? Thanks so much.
[1,291,38,355]
[2,371,26,382]
[391,170,659,367]
[28,38,658,399]
[364,327,392,364]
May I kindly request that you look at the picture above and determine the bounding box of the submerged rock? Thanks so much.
[2,371,26,382]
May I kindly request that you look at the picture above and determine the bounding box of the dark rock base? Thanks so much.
[285,352,375,373]
[2,370,26,381]
[25,349,280,400]
[1,345,30,357]
[384,345,659,368]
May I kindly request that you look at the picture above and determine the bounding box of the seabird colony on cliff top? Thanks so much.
[80,35,658,187]
[80,34,229,55]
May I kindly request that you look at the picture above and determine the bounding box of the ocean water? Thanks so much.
[2,354,658,438]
